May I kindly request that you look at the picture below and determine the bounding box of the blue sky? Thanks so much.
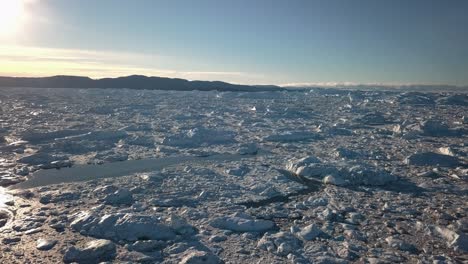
[1,0,467,85]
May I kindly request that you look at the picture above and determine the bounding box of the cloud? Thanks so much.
[0,45,265,84]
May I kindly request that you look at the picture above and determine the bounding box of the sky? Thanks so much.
[0,0,467,86]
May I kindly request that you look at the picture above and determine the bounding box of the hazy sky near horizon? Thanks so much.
[0,0,467,85]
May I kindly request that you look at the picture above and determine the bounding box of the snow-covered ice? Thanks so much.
[0,87,466,263]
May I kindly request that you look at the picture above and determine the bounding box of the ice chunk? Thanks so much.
[104,189,134,205]
[210,213,275,232]
[405,152,461,167]
[225,165,250,177]
[419,119,464,137]
[297,224,322,241]
[263,131,322,142]
[20,129,89,143]
[162,127,236,147]
[257,232,302,256]
[237,143,258,155]
[354,112,388,125]
[63,239,116,263]
[285,156,321,175]
[333,147,361,159]
[36,238,57,251]
[70,212,177,241]
[286,157,397,186]
[180,249,222,264]
[437,94,468,106]
[434,226,468,252]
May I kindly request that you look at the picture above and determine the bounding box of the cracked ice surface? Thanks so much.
[0,88,467,263]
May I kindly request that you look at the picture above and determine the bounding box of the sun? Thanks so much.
[0,0,25,36]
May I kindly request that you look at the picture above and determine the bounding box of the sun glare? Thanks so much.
[0,0,25,36]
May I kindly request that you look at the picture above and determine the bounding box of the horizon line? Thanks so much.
[1,74,467,89]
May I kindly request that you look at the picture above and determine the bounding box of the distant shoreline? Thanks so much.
[0,75,284,93]
[0,75,467,93]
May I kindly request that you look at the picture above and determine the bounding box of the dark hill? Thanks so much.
[0,75,284,92]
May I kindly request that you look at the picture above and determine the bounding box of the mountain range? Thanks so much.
[1,75,466,93]
[0,75,283,92]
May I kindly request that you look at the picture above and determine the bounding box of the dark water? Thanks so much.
[12,153,254,189]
